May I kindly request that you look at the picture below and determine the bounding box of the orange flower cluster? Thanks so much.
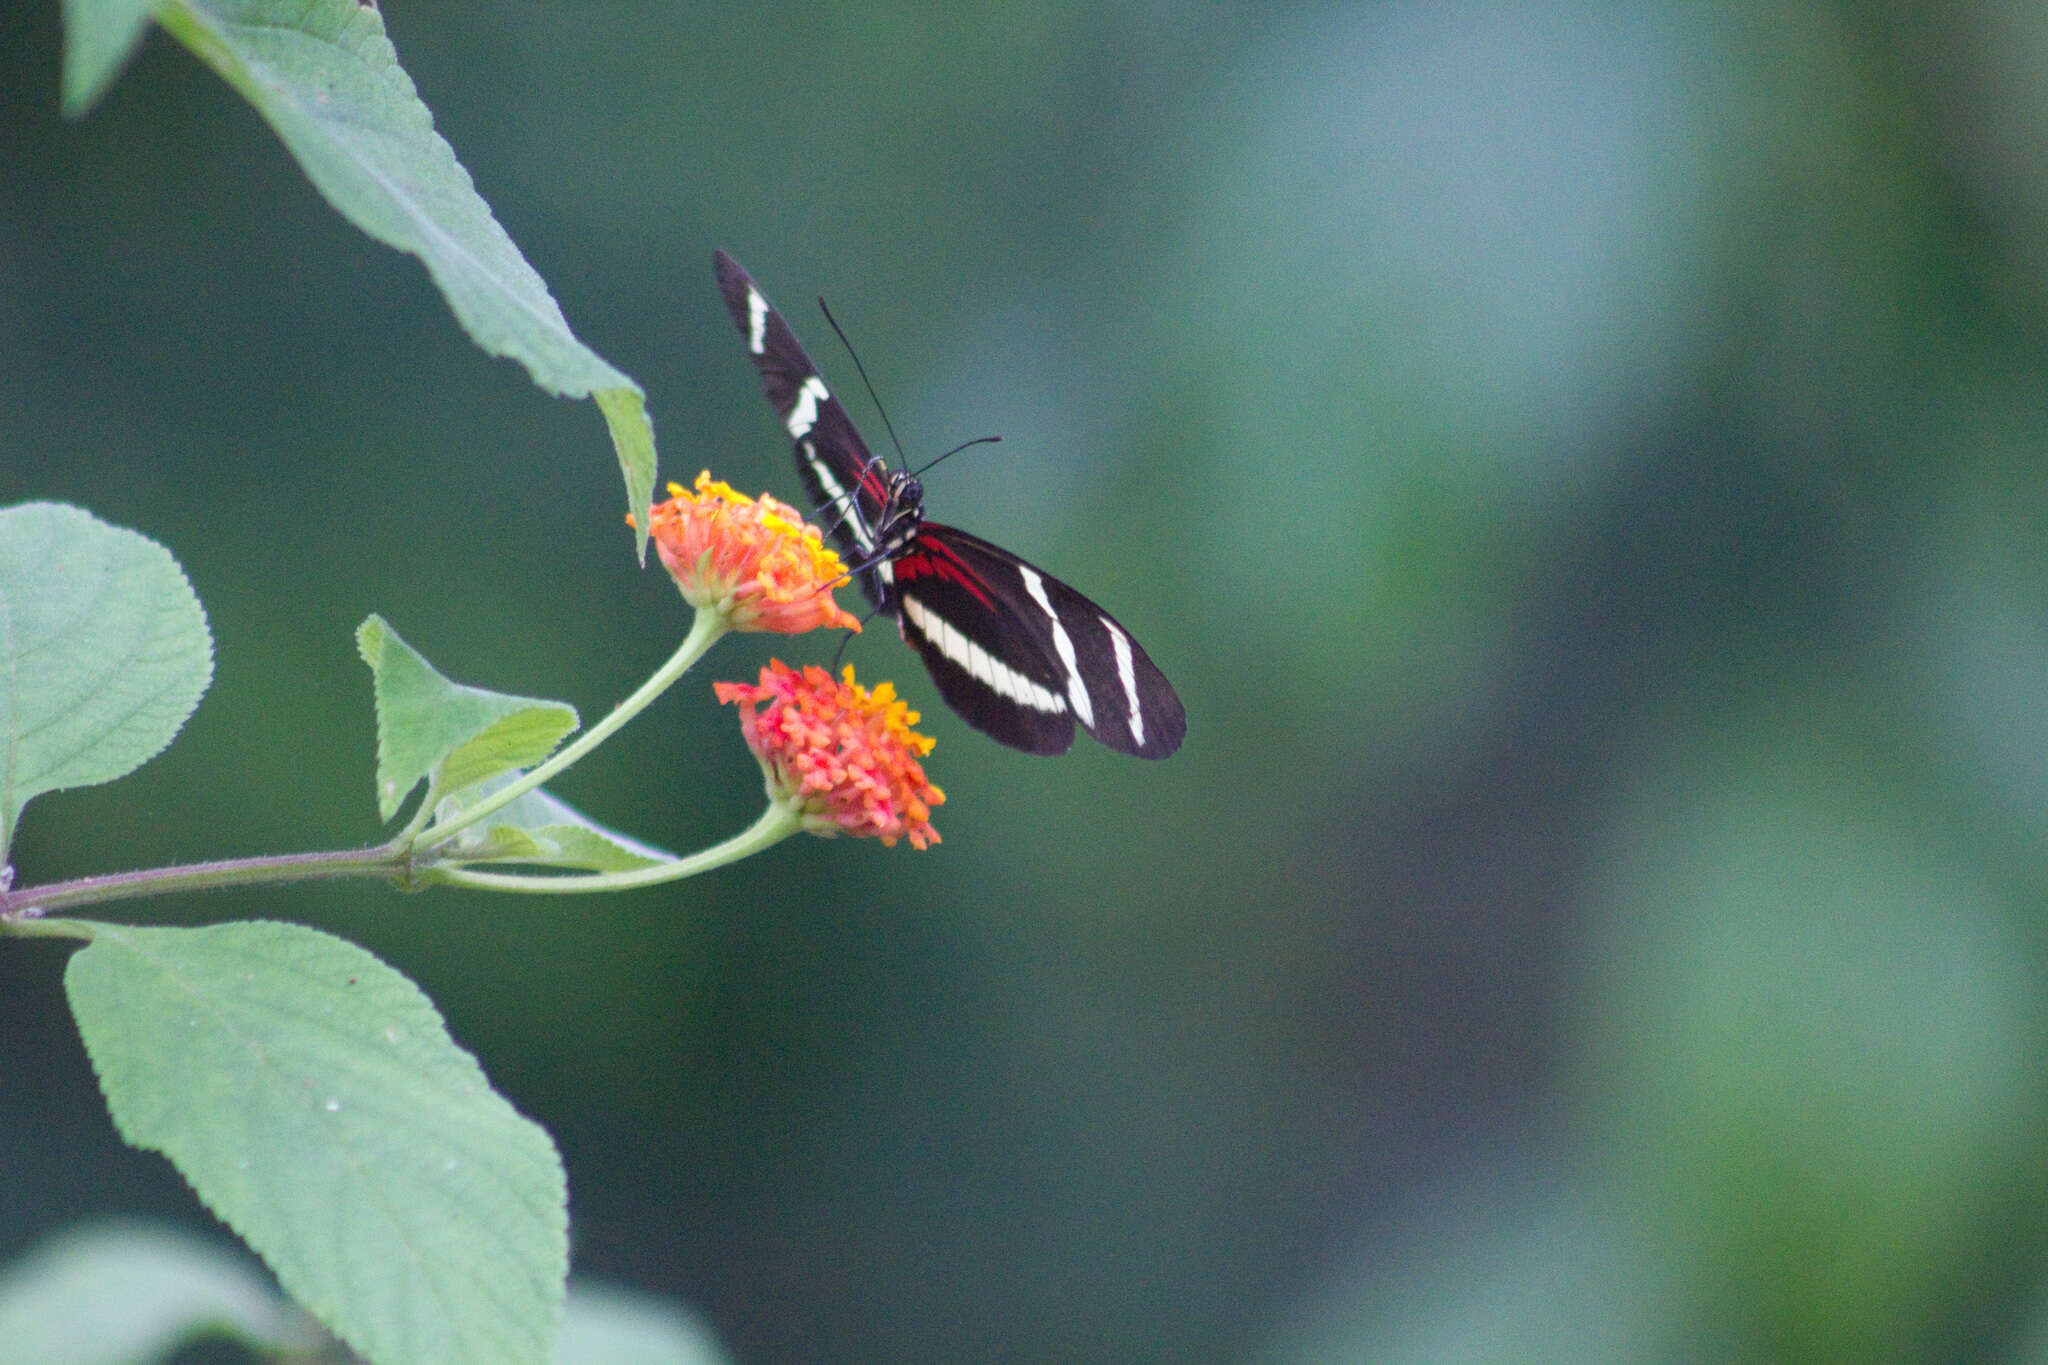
[643,473,860,635]
[716,661,945,850]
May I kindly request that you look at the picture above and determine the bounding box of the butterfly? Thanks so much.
[714,251,1185,758]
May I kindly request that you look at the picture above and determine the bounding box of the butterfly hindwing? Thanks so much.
[896,525,1186,759]
[888,525,1077,755]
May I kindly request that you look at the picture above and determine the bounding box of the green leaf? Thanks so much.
[356,615,578,822]
[149,0,657,551]
[0,503,213,867]
[597,388,658,564]
[65,921,569,1365]
[557,1282,733,1365]
[0,1219,320,1365]
[437,781,676,873]
[59,0,157,117]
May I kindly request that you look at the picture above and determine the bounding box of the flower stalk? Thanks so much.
[433,801,804,894]
[418,603,728,851]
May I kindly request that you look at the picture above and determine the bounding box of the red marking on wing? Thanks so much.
[895,538,996,610]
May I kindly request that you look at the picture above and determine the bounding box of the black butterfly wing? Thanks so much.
[895,524,1187,759]
[713,250,892,606]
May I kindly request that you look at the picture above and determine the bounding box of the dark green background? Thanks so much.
[8,3,2048,1362]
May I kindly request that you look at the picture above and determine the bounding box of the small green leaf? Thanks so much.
[597,388,658,564]
[0,503,214,866]
[0,1219,319,1365]
[356,615,577,822]
[150,0,657,539]
[438,782,676,873]
[556,1282,733,1365]
[59,0,157,117]
[65,921,569,1365]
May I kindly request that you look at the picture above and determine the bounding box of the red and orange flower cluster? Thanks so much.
[717,661,945,850]
[643,474,942,850]
[643,472,861,635]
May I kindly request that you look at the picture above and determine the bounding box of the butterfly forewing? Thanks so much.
[714,251,889,598]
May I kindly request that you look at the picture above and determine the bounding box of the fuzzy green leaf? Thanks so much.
[436,782,675,873]
[0,1220,319,1365]
[597,388,657,564]
[0,503,213,867]
[556,1282,733,1365]
[148,0,657,554]
[356,615,577,822]
[65,920,569,1365]
[59,0,158,117]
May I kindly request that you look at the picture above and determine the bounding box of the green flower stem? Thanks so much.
[422,606,728,849]
[435,801,804,894]
[0,607,742,926]
[2,915,96,941]
[0,842,410,926]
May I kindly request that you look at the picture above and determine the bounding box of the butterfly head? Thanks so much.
[873,482,925,560]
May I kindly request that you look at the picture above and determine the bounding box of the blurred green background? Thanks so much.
[8,1,2048,1361]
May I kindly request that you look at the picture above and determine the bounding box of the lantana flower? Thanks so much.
[716,661,945,850]
[642,472,860,634]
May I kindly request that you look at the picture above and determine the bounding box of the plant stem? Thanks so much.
[0,842,409,925]
[421,606,727,848]
[436,801,802,894]
[0,607,740,927]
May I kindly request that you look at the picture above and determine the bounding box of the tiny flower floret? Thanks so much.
[716,661,945,850]
[645,472,860,634]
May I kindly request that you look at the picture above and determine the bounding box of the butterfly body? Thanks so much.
[714,250,1185,759]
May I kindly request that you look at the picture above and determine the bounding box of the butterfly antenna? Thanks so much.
[818,295,1003,485]
[818,297,910,467]
[913,434,1002,479]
